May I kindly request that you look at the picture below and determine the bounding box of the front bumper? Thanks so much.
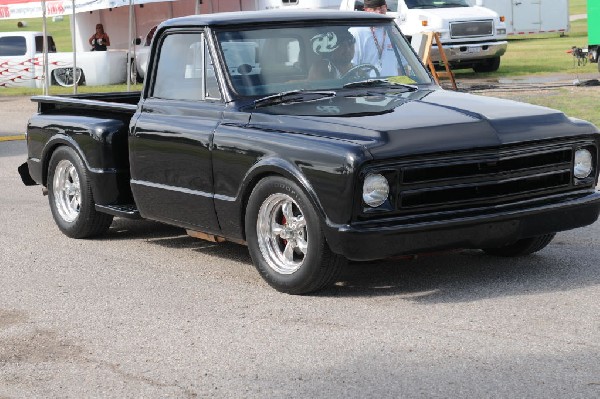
[430,40,508,63]
[324,191,600,261]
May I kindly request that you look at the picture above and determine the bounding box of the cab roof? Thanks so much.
[161,9,393,28]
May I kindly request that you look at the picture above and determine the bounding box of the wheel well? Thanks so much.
[42,143,85,186]
[240,172,281,241]
[239,170,328,242]
[42,143,64,186]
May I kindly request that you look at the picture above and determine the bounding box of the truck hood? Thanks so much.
[247,89,597,160]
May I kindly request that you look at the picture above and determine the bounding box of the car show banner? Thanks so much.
[0,0,169,20]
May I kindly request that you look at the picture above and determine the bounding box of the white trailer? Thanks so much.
[468,0,570,36]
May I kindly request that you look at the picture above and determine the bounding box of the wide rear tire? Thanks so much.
[47,146,113,238]
[482,234,555,257]
[245,176,345,294]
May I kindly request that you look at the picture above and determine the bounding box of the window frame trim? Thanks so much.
[147,28,224,103]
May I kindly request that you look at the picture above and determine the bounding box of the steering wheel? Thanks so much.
[341,63,380,80]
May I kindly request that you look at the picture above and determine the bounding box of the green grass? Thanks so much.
[456,19,598,78]
[479,87,600,127]
[0,16,74,52]
[1,83,143,97]
[571,0,588,16]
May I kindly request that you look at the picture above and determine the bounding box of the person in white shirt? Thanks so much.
[350,0,405,77]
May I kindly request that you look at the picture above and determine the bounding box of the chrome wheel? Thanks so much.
[53,67,83,87]
[52,159,81,223]
[257,193,308,274]
[246,176,345,294]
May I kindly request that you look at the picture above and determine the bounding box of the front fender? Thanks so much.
[212,128,370,241]
[214,156,329,242]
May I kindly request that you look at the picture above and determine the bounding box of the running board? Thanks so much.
[95,204,141,219]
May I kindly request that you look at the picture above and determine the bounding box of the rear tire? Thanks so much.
[47,146,113,238]
[245,176,345,294]
[482,234,555,257]
[473,56,501,73]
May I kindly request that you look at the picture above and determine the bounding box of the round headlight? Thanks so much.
[363,174,389,208]
[574,149,593,179]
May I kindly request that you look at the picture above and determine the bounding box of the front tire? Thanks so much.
[482,234,555,257]
[47,146,113,238]
[473,56,501,73]
[245,176,345,294]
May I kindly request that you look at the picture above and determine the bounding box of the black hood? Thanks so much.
[247,89,598,160]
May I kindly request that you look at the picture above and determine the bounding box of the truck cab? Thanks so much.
[340,0,508,72]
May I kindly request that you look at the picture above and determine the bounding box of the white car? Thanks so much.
[131,25,157,83]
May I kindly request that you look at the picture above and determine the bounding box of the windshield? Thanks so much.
[215,21,432,97]
[404,0,470,9]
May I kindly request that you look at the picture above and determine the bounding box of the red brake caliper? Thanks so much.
[281,213,287,246]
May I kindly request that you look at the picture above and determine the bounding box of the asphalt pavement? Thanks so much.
[0,96,36,140]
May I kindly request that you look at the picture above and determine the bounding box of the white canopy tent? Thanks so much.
[1,0,320,93]
[0,0,181,93]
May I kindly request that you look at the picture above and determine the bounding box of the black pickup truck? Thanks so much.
[19,10,600,294]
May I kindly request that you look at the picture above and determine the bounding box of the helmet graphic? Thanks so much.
[311,32,340,55]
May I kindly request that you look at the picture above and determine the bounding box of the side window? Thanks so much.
[152,32,222,101]
[35,36,57,53]
[0,36,27,56]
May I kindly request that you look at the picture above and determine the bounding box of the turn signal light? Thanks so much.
[421,20,428,27]
[500,16,505,22]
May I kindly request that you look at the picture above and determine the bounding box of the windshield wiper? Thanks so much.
[343,79,418,91]
[253,90,336,108]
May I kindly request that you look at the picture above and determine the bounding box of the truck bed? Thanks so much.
[26,91,141,207]
[31,91,140,114]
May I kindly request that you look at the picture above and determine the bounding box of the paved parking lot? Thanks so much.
[1,95,599,398]
[0,96,35,138]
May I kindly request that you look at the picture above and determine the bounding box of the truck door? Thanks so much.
[130,31,224,234]
[512,0,540,33]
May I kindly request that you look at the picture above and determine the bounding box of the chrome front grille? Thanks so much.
[450,20,494,38]
[399,148,573,209]
[360,141,597,220]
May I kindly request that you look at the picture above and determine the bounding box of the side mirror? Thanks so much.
[134,38,142,45]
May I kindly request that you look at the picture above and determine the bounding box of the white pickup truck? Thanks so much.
[0,31,127,88]
[340,0,508,72]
